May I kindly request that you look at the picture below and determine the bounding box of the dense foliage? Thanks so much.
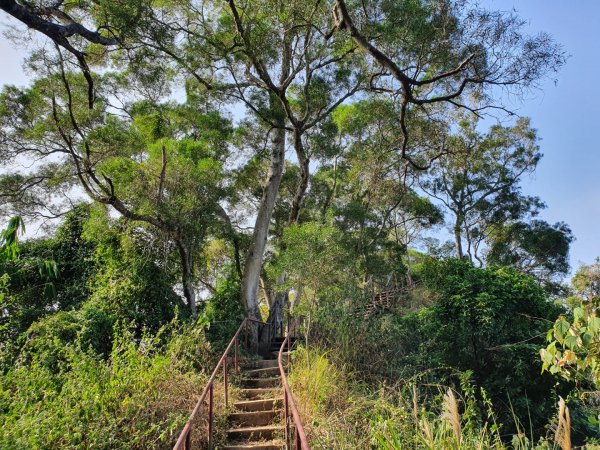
[0,323,213,449]
[542,260,600,387]
[0,0,595,447]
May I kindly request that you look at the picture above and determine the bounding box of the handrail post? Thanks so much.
[185,430,191,450]
[208,383,214,449]
[223,355,228,407]
[234,336,239,372]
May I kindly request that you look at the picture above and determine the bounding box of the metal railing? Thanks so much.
[173,315,310,450]
[278,334,310,450]
[173,317,264,450]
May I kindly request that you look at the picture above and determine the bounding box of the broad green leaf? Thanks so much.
[564,335,578,350]
[555,318,570,340]
[589,316,600,333]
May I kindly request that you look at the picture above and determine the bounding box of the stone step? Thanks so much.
[239,388,280,400]
[229,409,279,427]
[222,440,284,450]
[245,359,278,369]
[227,424,284,441]
[242,377,280,389]
[243,366,280,378]
[272,336,298,343]
[270,344,287,351]
[234,398,283,412]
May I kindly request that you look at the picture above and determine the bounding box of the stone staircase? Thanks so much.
[223,337,296,450]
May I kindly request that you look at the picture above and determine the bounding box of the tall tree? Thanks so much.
[331,0,564,168]
[486,219,573,287]
[0,65,234,316]
[421,117,544,262]
[0,0,565,330]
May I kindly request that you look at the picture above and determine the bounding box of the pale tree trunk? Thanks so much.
[289,282,304,337]
[240,99,286,343]
[288,131,310,224]
[266,130,310,340]
[454,226,463,260]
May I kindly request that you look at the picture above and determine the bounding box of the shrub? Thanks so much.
[0,321,213,449]
[289,345,576,450]
[201,269,245,351]
[306,258,577,440]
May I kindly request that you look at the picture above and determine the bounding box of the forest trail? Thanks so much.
[223,337,295,449]
[173,322,308,450]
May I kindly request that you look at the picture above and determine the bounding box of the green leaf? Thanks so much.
[555,318,570,340]
[540,348,552,365]
[589,316,600,333]
[582,331,593,347]
[564,335,579,350]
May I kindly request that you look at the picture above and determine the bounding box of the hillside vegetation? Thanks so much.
[0,0,597,448]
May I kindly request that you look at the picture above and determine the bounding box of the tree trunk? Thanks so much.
[454,217,464,259]
[289,130,310,224]
[266,274,287,336]
[265,130,310,341]
[176,240,197,318]
[322,156,338,218]
[240,98,286,336]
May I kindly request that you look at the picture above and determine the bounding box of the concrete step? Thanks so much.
[229,409,279,427]
[239,388,280,400]
[227,424,284,441]
[272,336,298,343]
[242,377,280,389]
[245,359,278,369]
[270,343,297,351]
[222,440,284,450]
[234,398,283,412]
[243,366,280,378]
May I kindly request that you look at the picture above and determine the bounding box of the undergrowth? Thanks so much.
[289,346,583,450]
[0,321,214,449]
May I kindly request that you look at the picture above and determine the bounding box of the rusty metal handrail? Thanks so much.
[173,317,266,450]
[278,334,310,450]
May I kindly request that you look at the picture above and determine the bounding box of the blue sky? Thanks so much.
[0,1,598,272]
[480,0,600,271]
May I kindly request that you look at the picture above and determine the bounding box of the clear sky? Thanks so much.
[0,1,598,271]
[480,0,600,271]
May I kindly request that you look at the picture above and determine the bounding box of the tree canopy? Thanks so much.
[1,2,596,448]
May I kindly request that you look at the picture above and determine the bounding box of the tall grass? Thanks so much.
[289,346,573,450]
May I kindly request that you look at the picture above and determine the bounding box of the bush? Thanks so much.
[200,269,245,351]
[415,258,568,435]
[289,345,576,450]
[0,321,213,449]
[88,237,185,334]
[306,258,578,441]
[19,304,115,372]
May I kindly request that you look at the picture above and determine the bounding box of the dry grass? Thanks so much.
[553,397,571,450]
[288,345,582,450]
